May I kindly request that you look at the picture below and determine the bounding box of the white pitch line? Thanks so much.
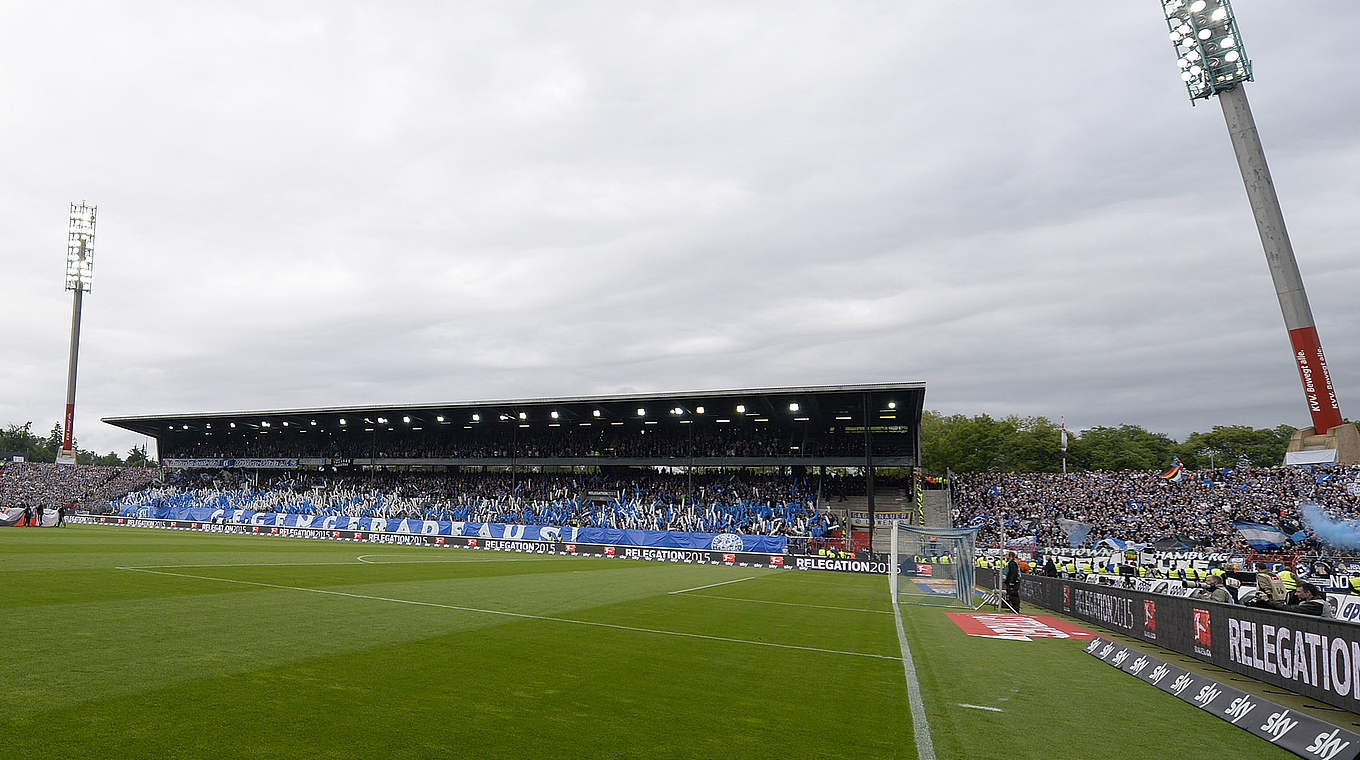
[956,703,1004,713]
[893,596,937,760]
[668,575,761,595]
[676,593,892,615]
[117,566,900,662]
[119,561,383,570]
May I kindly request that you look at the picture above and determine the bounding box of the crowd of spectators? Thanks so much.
[112,469,843,538]
[160,425,912,461]
[0,462,159,511]
[953,464,1360,552]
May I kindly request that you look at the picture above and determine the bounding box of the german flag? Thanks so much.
[1159,457,1185,482]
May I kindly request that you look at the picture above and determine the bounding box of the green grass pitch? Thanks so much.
[1,525,1295,759]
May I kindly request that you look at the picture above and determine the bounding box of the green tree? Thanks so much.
[43,423,64,462]
[921,412,1065,473]
[0,422,49,462]
[1177,425,1296,468]
[126,445,152,467]
[1066,425,1176,471]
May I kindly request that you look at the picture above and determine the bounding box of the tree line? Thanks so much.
[918,411,1339,474]
[0,422,153,467]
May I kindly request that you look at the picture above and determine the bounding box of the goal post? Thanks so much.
[888,521,979,609]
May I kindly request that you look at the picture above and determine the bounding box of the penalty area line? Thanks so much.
[355,555,547,565]
[116,566,899,662]
[667,575,761,595]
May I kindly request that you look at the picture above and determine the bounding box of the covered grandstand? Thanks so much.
[103,382,926,544]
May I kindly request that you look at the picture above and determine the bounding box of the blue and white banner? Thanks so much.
[1231,521,1292,549]
[162,458,300,469]
[116,505,787,553]
[1057,518,1092,547]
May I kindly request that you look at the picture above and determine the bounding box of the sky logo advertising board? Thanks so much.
[1087,636,1360,760]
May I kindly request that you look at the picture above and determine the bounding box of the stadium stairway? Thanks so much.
[922,488,952,527]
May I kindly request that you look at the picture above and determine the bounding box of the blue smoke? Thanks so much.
[1300,503,1360,549]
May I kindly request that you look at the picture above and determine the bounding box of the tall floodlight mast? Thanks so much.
[59,202,97,465]
[1161,0,1345,450]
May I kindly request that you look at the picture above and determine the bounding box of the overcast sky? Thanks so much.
[2,1,1358,458]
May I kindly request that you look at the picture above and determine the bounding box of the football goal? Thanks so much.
[888,522,981,609]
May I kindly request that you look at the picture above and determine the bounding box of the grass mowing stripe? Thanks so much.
[893,595,936,760]
[118,566,902,662]
[675,593,892,615]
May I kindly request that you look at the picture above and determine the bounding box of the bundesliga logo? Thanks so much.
[1194,609,1212,646]
[1144,600,1156,631]
[722,553,736,563]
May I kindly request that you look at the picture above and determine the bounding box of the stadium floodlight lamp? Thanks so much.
[518,411,527,420]
[736,404,746,414]
[592,409,601,417]
[339,418,347,426]
[230,422,237,428]
[310,420,317,426]
[887,401,896,409]
[377,417,387,424]
[282,421,289,427]
[182,425,188,430]
[437,415,445,422]
[637,408,646,417]
[65,202,97,293]
[788,402,799,412]
[472,414,480,422]
[550,410,559,419]
[1163,0,1250,102]
[696,406,704,414]
[402,416,411,424]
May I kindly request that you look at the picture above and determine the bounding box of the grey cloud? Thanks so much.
[1,1,1357,458]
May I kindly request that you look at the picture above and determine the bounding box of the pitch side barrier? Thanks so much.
[70,514,897,575]
[980,569,1360,715]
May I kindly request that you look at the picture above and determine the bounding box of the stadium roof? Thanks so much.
[104,382,924,466]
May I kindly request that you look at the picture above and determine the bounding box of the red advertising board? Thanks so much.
[946,612,1095,641]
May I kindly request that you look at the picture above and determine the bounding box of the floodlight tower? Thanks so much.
[1160,0,1353,462]
[59,202,97,465]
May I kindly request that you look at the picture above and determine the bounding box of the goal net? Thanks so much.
[888,522,979,608]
